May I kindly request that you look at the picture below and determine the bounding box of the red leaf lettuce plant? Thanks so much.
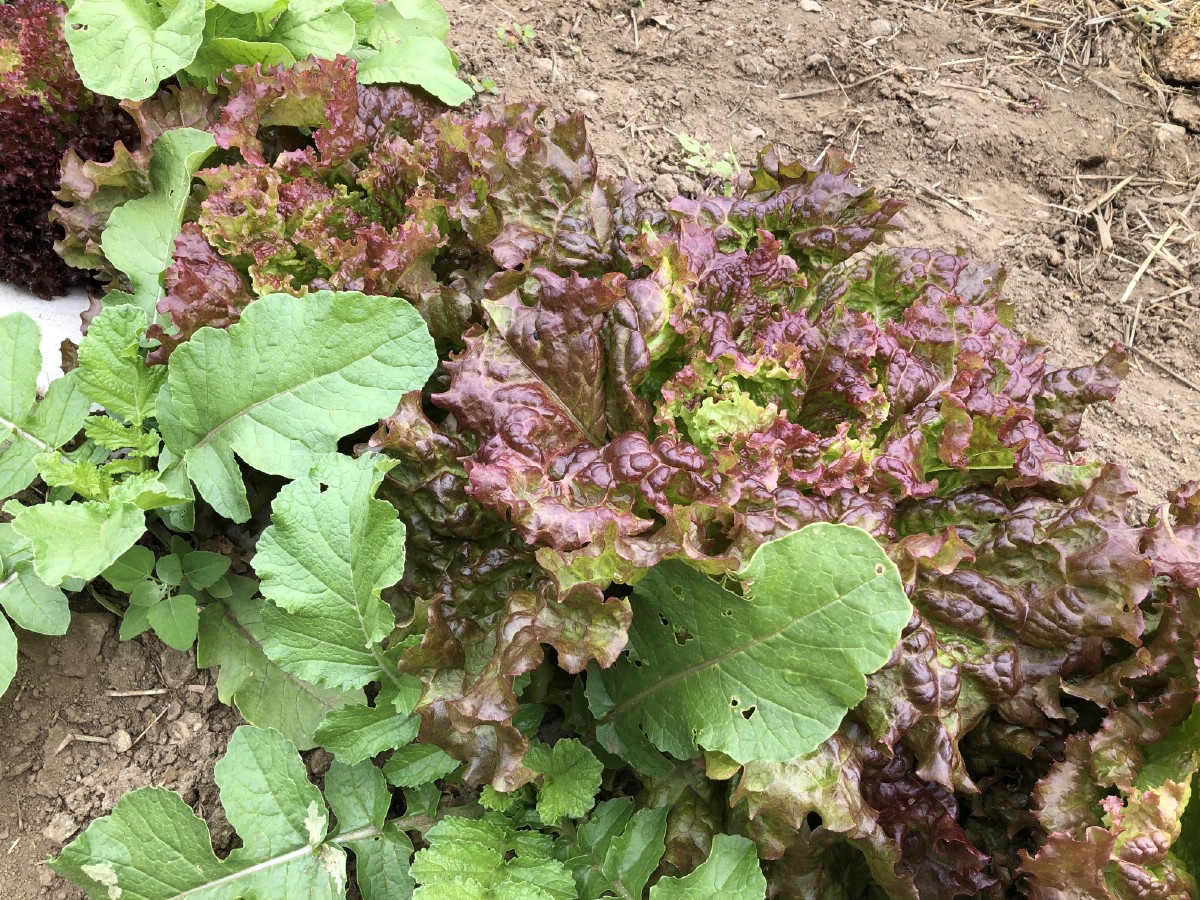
[0,0,136,297]
[34,57,1200,897]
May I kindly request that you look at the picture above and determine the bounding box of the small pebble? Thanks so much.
[868,19,893,37]
[574,88,600,105]
[653,173,679,199]
[799,0,822,11]
[44,812,78,844]
[110,728,133,753]
[1156,122,1187,144]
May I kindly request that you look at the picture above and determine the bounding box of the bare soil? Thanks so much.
[3,1,1197,895]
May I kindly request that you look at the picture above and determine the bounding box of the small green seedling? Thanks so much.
[496,22,537,49]
[101,540,232,650]
[677,133,740,195]
[1134,5,1173,31]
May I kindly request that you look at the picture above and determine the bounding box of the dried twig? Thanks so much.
[1128,345,1200,395]
[779,67,906,100]
[1123,223,1180,345]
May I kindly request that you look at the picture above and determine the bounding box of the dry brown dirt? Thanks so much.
[3,1,1197,896]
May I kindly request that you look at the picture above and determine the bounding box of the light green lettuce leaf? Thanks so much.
[6,499,146,586]
[158,290,436,522]
[411,816,576,900]
[648,834,765,899]
[101,128,216,313]
[592,523,911,765]
[52,726,358,898]
[64,0,207,101]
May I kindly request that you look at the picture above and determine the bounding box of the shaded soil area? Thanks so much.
[3,1,1197,895]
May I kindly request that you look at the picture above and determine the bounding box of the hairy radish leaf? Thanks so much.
[256,454,408,690]
[159,290,435,522]
[52,726,355,898]
[592,523,910,764]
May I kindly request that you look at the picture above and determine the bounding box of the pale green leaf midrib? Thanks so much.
[159,822,380,899]
[602,571,888,723]
[0,412,52,454]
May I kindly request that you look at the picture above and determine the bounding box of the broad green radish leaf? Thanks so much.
[648,834,765,899]
[6,500,146,586]
[255,455,408,690]
[0,615,15,696]
[366,0,450,45]
[326,761,416,900]
[351,822,415,900]
[187,38,297,85]
[198,593,357,750]
[326,760,390,832]
[356,35,472,105]
[147,594,199,650]
[271,0,356,58]
[52,726,357,898]
[102,129,216,312]
[158,290,436,522]
[556,799,668,900]
[526,739,603,825]
[592,523,911,764]
[382,744,459,788]
[102,546,156,592]
[315,702,420,765]
[182,550,231,590]
[0,314,90,501]
[344,0,377,41]
[0,571,69,636]
[75,306,164,426]
[211,0,281,14]
[64,0,206,101]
